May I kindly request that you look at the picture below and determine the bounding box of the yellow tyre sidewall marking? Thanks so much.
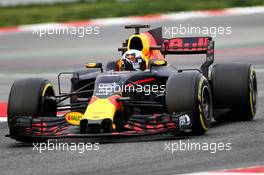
[198,76,208,131]
[249,67,255,117]
[42,83,53,97]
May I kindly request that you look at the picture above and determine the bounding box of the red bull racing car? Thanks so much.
[7,24,258,142]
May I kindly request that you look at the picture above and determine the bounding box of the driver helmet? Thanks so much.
[122,49,144,70]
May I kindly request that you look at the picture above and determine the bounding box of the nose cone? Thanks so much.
[83,97,116,120]
[80,95,120,132]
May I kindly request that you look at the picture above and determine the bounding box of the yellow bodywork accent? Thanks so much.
[154,60,166,66]
[65,112,83,126]
[127,34,150,60]
[42,83,52,97]
[127,34,150,68]
[82,98,116,121]
[86,63,97,68]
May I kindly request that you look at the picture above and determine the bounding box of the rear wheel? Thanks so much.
[165,71,213,135]
[211,64,257,121]
[7,78,56,126]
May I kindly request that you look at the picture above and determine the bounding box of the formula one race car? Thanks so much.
[7,24,258,142]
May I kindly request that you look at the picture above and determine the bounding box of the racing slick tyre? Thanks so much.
[8,78,56,126]
[166,71,213,135]
[211,64,257,121]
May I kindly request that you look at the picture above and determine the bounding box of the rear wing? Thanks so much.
[162,37,214,77]
[163,37,213,54]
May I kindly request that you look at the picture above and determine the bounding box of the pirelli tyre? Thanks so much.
[7,78,56,126]
[211,64,257,121]
[165,71,213,135]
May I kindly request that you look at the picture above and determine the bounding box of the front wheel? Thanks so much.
[7,78,56,127]
[165,71,213,135]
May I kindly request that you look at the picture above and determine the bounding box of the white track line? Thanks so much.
[0,117,7,122]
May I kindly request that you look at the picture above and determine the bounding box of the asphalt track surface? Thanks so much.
[0,13,264,175]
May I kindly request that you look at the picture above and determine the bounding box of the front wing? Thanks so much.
[6,113,191,141]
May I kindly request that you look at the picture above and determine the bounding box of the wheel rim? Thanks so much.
[201,86,211,120]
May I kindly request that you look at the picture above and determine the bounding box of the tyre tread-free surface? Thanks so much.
[8,78,55,125]
[211,63,257,121]
[166,71,212,135]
